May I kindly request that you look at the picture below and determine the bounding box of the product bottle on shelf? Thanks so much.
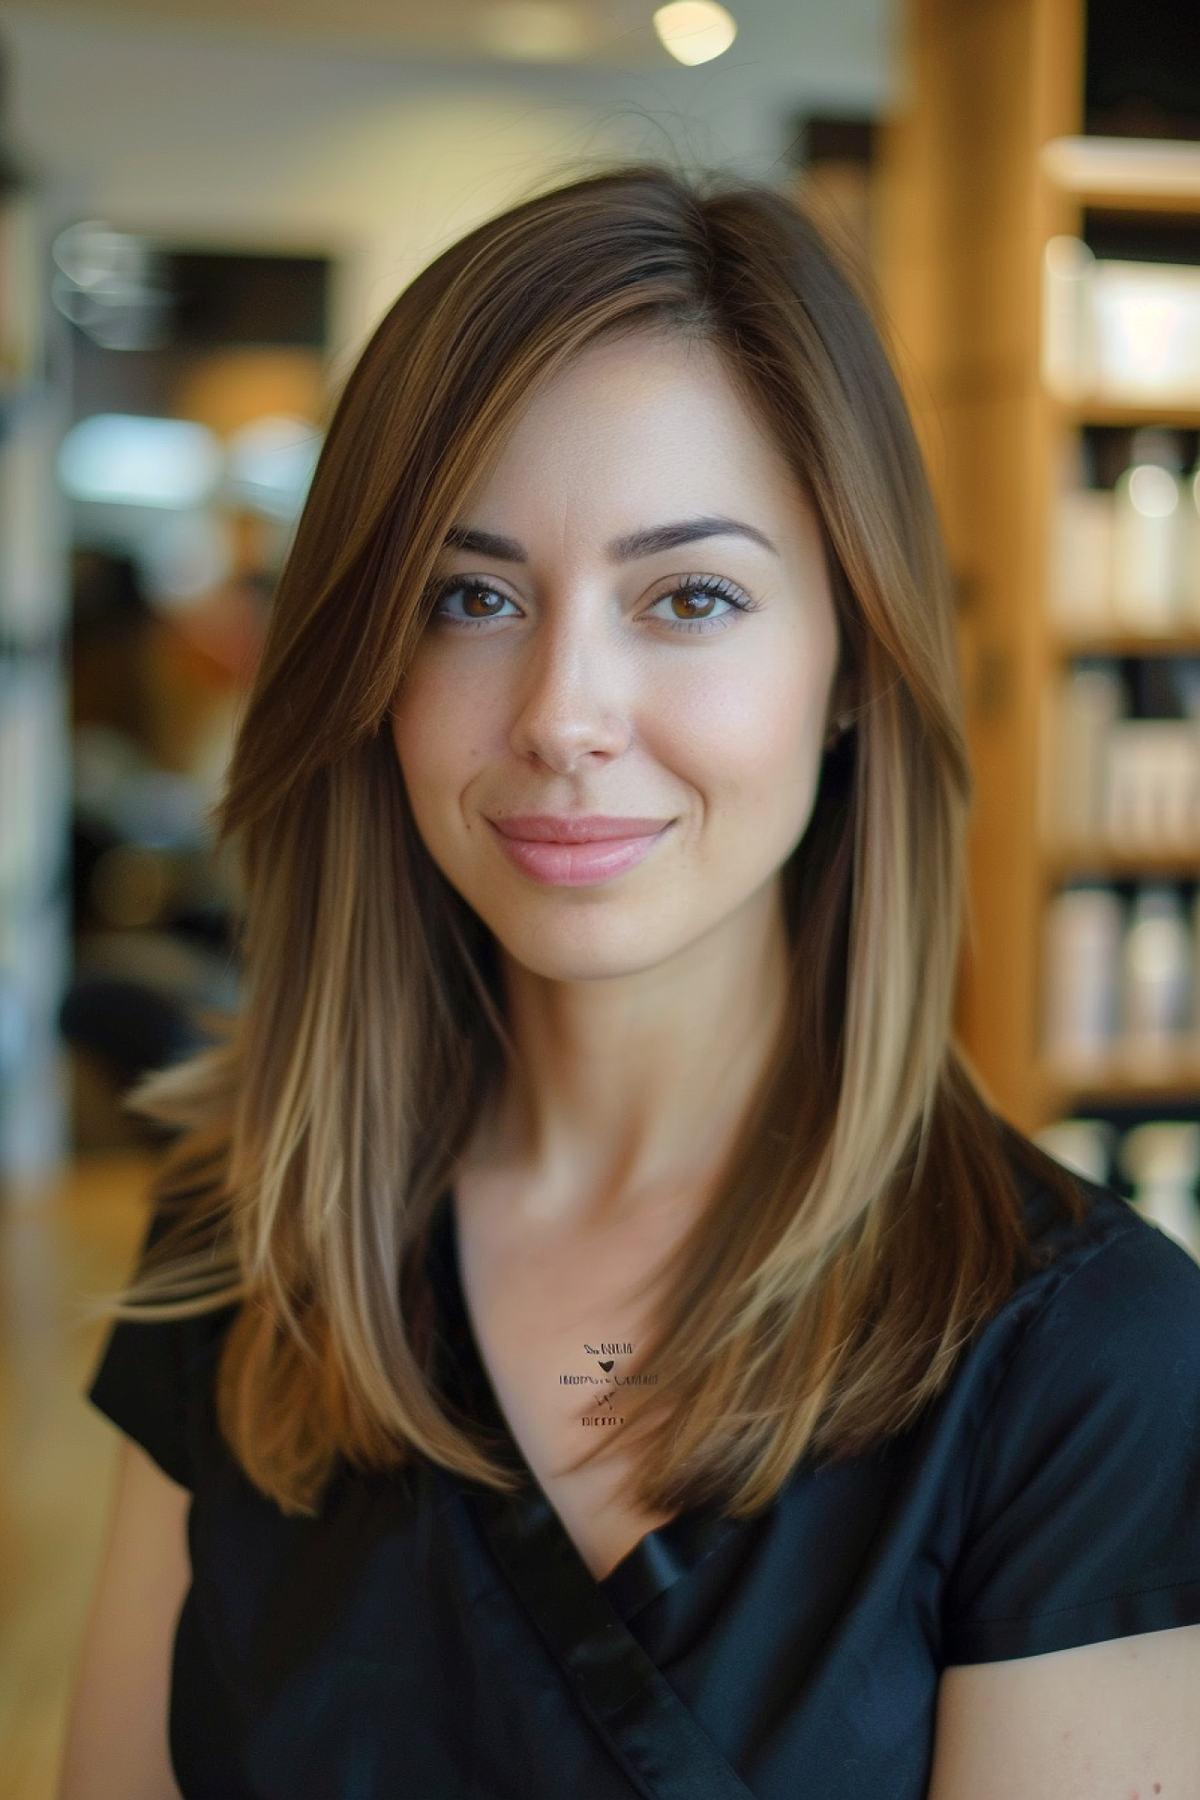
[1110,428,1187,633]
[1119,884,1193,1067]
[1053,661,1124,846]
[1040,234,1094,402]
[1042,882,1123,1071]
[1048,433,1112,633]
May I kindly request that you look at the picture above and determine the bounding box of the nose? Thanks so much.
[506,605,634,773]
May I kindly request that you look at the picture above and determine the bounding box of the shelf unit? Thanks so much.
[875,0,1200,1136]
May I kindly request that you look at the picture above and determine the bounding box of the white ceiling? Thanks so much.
[5,0,896,79]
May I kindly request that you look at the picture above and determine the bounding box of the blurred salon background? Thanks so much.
[1,0,1198,1789]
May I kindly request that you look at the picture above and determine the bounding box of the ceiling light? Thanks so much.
[652,0,736,66]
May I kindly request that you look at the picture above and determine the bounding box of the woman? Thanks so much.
[63,161,1200,1800]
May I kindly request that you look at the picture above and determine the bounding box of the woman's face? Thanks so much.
[389,329,842,980]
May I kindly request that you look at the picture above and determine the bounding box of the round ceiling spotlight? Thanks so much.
[652,0,737,66]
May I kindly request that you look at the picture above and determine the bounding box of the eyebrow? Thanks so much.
[440,514,780,563]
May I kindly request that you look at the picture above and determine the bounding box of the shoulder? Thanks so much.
[990,1110,1136,1247]
[939,1127,1200,1668]
[930,1148,1200,1795]
[988,1200,1200,1454]
[983,1110,1197,1335]
[967,1115,1200,1497]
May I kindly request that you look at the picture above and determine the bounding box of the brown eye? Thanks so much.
[646,575,759,635]
[428,578,518,629]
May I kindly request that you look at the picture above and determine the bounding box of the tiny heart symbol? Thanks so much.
[598,1359,615,1373]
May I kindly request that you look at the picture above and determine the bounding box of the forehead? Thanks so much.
[452,330,815,553]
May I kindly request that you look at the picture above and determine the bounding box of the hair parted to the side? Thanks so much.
[81,157,1088,1522]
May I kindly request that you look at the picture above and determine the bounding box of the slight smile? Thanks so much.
[485,818,674,887]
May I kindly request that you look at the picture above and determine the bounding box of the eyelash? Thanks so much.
[425,573,761,636]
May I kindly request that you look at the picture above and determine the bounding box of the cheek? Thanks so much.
[654,650,828,820]
[389,669,494,801]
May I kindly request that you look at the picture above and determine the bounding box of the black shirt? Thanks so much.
[84,1130,1200,1799]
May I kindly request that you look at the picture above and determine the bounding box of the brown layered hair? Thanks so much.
[82,158,1086,1520]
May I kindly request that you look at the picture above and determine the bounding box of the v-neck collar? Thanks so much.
[424,1185,744,1623]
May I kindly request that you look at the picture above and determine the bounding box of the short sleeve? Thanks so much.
[85,1200,201,1491]
[942,1217,1200,1664]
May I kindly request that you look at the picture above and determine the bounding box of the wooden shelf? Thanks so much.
[1041,1052,1200,1104]
[1042,843,1200,880]
[879,0,1200,1135]
[1041,135,1200,213]
[1049,628,1200,658]
[1061,400,1200,430]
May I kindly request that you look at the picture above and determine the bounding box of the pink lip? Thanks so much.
[489,814,671,843]
[486,818,673,887]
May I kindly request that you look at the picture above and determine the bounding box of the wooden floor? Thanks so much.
[1,1151,159,1800]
